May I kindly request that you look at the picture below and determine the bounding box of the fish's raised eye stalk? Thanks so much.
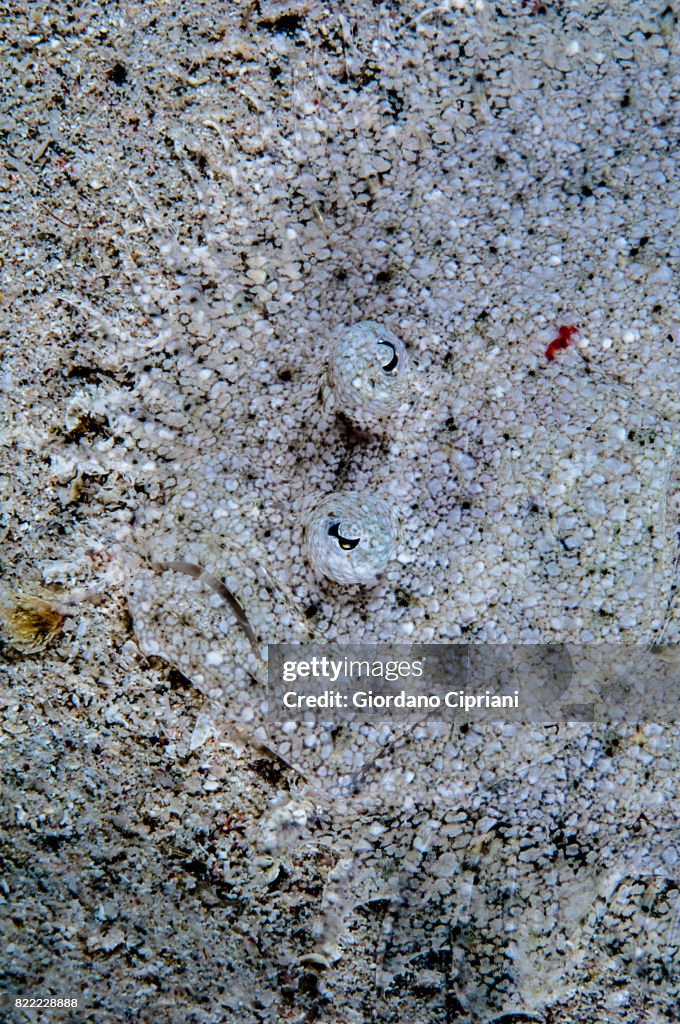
[303,492,397,584]
[328,321,410,431]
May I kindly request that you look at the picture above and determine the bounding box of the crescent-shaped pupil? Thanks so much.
[328,521,360,550]
[378,340,399,372]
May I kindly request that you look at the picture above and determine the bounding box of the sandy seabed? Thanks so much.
[1,1,679,1021]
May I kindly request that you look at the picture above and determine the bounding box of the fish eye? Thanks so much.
[328,521,360,551]
[379,340,399,372]
[303,491,398,584]
[327,321,410,432]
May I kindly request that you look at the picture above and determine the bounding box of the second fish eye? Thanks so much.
[328,521,360,551]
[379,341,399,372]
[327,321,410,432]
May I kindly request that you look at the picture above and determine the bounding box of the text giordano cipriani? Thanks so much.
[279,657,519,712]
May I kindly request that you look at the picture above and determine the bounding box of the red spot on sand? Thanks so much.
[545,324,579,362]
[521,0,561,12]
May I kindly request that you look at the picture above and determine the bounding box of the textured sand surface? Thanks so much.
[1,1,679,1021]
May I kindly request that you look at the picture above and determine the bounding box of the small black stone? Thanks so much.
[108,63,128,86]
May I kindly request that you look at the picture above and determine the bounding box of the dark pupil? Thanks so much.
[379,340,399,372]
[328,522,360,551]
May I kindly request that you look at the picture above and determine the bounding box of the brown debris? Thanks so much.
[0,593,65,654]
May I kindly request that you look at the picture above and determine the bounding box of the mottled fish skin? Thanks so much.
[650,643,680,663]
